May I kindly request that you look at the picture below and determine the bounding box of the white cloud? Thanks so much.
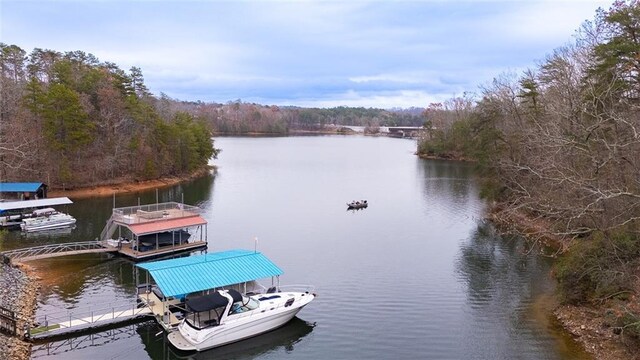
[483,0,609,45]
[1,0,612,108]
[290,90,448,109]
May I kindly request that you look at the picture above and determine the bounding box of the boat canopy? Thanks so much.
[186,289,243,312]
[0,197,73,212]
[227,289,243,303]
[186,292,229,312]
[137,249,284,298]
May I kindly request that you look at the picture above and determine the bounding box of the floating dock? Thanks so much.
[100,201,208,261]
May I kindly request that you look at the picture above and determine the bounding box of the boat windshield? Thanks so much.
[229,295,259,315]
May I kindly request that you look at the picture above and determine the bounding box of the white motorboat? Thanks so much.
[168,287,315,351]
[136,249,315,351]
[20,211,76,232]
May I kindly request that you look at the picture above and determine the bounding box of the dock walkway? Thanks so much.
[1,241,117,263]
[29,303,153,339]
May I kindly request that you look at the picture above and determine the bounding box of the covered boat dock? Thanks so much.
[0,182,47,200]
[100,202,208,260]
[136,249,283,329]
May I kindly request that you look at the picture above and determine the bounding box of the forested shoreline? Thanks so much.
[155,97,424,135]
[0,45,220,189]
[418,1,640,353]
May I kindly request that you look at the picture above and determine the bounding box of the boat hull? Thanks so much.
[20,218,76,232]
[168,292,314,352]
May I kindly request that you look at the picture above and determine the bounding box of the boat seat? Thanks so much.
[152,287,165,300]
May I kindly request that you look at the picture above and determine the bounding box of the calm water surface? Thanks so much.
[2,136,586,359]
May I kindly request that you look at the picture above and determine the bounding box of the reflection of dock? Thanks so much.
[0,202,208,265]
[31,323,143,357]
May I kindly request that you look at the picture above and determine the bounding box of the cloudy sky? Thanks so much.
[2,0,610,108]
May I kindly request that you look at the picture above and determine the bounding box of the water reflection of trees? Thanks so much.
[455,221,555,359]
[416,159,482,216]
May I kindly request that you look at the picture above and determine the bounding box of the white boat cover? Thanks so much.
[0,197,73,212]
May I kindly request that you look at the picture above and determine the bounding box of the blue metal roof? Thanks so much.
[137,249,283,298]
[0,182,44,192]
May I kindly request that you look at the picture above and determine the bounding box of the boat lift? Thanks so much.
[0,197,73,228]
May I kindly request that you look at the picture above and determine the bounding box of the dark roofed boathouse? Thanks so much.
[0,182,48,201]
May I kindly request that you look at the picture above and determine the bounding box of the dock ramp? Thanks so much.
[1,241,117,264]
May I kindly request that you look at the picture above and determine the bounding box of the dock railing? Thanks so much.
[110,202,203,225]
[0,306,17,337]
[31,324,140,357]
[275,285,316,294]
[1,241,115,263]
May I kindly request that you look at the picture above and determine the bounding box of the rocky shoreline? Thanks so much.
[48,166,215,199]
[0,262,39,360]
[554,304,640,360]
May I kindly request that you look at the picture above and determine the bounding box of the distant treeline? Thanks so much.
[158,98,425,135]
[418,0,640,331]
[0,44,219,189]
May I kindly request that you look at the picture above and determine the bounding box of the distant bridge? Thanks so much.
[335,125,425,138]
[383,126,425,138]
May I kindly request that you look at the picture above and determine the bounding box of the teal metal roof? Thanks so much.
[137,249,283,297]
[0,182,44,192]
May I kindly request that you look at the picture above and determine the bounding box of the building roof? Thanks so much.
[128,216,207,236]
[0,197,73,212]
[137,249,284,298]
[0,182,45,193]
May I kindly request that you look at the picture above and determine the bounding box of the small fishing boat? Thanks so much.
[347,200,368,209]
[20,210,76,232]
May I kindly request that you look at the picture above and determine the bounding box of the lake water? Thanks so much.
[2,136,587,359]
